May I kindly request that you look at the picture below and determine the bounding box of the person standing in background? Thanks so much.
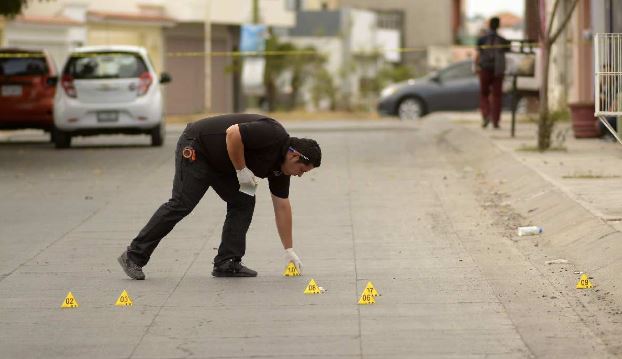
[475,17,510,129]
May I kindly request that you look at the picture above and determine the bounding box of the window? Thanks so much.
[64,52,148,79]
[377,11,403,30]
[439,62,473,82]
[0,53,48,76]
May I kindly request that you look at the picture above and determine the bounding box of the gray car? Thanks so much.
[377,60,511,120]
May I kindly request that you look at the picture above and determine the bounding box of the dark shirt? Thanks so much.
[477,30,510,75]
[476,30,510,49]
[186,113,291,198]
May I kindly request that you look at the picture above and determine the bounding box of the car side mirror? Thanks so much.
[47,76,58,86]
[431,73,441,83]
[160,72,172,84]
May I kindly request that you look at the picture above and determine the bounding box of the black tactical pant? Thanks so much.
[127,126,256,267]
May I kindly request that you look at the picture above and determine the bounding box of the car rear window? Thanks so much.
[0,53,48,76]
[64,52,148,79]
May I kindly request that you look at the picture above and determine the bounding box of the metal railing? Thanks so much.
[594,33,622,143]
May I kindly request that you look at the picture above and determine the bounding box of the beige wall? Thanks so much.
[210,25,237,114]
[15,0,295,115]
[16,0,168,72]
[19,0,294,27]
[87,24,164,72]
[20,0,161,18]
[570,0,593,104]
[165,0,208,22]
[164,24,206,115]
[545,0,569,109]
[18,0,142,18]
[547,0,592,109]
[339,0,454,48]
[338,0,453,71]
[211,0,295,26]
[304,0,340,10]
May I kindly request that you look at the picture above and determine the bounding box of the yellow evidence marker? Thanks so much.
[358,291,376,305]
[304,279,321,294]
[115,290,133,306]
[364,281,380,297]
[283,261,301,276]
[61,291,79,308]
[576,274,593,289]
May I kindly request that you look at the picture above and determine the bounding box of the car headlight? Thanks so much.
[380,86,397,98]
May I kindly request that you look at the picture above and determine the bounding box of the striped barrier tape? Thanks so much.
[0,43,540,59]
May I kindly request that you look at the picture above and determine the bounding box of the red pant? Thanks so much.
[478,70,504,126]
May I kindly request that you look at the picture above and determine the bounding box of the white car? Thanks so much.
[53,45,171,148]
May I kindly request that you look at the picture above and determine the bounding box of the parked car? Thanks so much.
[53,45,171,148]
[377,60,514,120]
[0,48,58,135]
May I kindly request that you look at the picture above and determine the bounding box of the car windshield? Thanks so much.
[0,54,48,76]
[64,52,148,79]
[439,62,473,82]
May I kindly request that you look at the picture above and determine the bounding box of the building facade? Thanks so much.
[207,0,295,113]
[285,6,401,111]
[2,0,296,115]
[525,0,622,111]
[336,0,461,72]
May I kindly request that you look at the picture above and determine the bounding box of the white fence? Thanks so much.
[594,33,622,143]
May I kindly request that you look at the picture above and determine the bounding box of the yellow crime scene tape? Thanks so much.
[166,43,539,58]
[167,49,323,57]
[0,43,539,59]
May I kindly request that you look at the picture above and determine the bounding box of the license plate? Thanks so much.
[97,111,119,122]
[1,85,22,97]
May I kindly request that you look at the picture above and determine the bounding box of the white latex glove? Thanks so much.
[236,167,258,196]
[285,248,303,274]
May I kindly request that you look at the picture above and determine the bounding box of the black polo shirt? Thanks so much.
[186,113,291,198]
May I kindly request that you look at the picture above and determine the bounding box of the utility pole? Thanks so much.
[248,0,262,110]
[204,0,212,112]
[252,0,260,24]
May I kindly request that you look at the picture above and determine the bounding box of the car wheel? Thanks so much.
[151,124,164,147]
[398,97,425,120]
[53,128,71,149]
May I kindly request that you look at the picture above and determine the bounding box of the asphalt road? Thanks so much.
[0,119,617,358]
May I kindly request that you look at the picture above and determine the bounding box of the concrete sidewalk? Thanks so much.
[445,111,622,354]
[453,113,622,223]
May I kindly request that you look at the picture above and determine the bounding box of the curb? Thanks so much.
[444,118,622,307]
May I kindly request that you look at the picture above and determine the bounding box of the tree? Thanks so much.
[263,30,323,111]
[263,32,295,111]
[288,45,325,109]
[537,0,579,151]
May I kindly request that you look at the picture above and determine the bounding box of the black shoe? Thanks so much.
[493,123,501,129]
[118,251,146,280]
[482,116,490,128]
[212,259,257,277]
